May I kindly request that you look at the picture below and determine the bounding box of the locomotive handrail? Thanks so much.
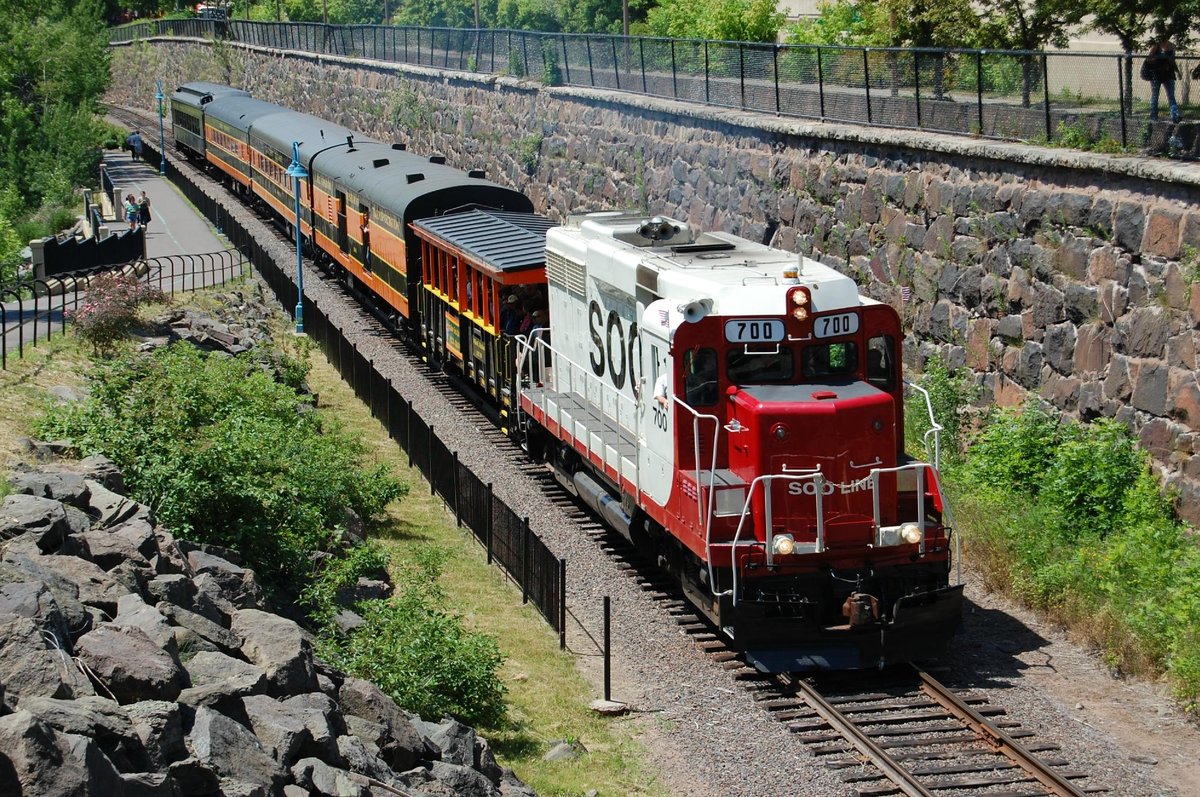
[904,379,943,470]
[669,395,723,585]
[868,463,928,556]
[722,471,828,605]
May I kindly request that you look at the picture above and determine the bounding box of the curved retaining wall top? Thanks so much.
[108,39,1200,521]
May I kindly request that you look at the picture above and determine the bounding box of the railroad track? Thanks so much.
[122,105,1108,797]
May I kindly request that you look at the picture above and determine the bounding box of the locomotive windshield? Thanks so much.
[728,348,794,384]
[801,342,858,378]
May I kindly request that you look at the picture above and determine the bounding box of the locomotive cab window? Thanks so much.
[866,335,896,392]
[728,348,793,384]
[683,348,719,407]
[802,342,858,378]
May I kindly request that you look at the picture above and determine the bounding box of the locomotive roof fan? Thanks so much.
[637,216,682,243]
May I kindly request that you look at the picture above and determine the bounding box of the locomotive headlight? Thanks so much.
[792,291,809,306]
[772,534,796,556]
[792,306,809,321]
[900,523,923,544]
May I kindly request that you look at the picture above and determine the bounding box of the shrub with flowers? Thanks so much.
[68,272,165,356]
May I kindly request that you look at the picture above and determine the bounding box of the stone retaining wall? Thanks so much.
[108,40,1200,521]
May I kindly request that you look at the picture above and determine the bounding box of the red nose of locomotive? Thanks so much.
[724,381,897,549]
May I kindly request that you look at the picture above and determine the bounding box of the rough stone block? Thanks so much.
[231,609,318,697]
[74,624,187,704]
[1141,207,1182,259]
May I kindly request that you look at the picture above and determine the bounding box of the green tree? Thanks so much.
[787,0,894,46]
[975,0,1086,106]
[645,0,784,42]
[0,0,110,269]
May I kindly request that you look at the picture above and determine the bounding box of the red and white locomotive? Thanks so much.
[518,213,962,671]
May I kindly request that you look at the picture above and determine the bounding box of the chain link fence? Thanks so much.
[113,19,1200,150]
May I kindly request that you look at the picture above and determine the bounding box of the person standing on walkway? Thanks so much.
[124,194,138,231]
[1146,33,1182,123]
[127,130,144,161]
[138,191,152,229]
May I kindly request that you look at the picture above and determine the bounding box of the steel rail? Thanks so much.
[791,676,937,797]
[914,666,1088,797]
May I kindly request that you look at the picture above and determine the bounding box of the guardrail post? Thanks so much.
[1117,56,1127,148]
[670,39,677,98]
[704,40,710,104]
[586,36,595,85]
[611,36,620,90]
[817,46,826,118]
[603,596,611,701]
[773,44,780,114]
[1042,53,1051,140]
[453,452,462,527]
[559,558,567,649]
[976,51,984,135]
[914,51,922,128]
[521,517,531,604]
[739,43,745,109]
[863,48,873,123]
[429,424,435,494]
[639,38,646,93]
[486,483,494,564]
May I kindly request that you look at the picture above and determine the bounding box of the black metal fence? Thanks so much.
[111,19,1200,149]
[0,248,246,370]
[140,133,568,639]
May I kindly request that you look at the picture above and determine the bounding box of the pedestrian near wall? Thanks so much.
[127,130,144,161]
[1145,33,1182,123]
[123,194,138,231]
[138,191,152,229]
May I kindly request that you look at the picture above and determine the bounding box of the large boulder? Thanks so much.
[184,706,285,791]
[179,651,267,709]
[231,609,317,697]
[156,602,242,655]
[125,700,187,771]
[7,467,90,507]
[0,710,93,797]
[84,479,145,529]
[424,718,476,768]
[20,695,148,773]
[291,757,369,797]
[336,678,425,773]
[0,615,94,708]
[0,579,72,644]
[62,731,125,797]
[78,454,125,493]
[0,494,72,552]
[74,624,187,704]
[187,552,265,612]
[114,594,179,658]
[79,529,152,572]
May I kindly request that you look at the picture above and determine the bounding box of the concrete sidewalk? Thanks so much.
[102,152,227,258]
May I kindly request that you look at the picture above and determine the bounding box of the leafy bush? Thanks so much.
[67,272,166,356]
[904,354,976,467]
[36,342,406,591]
[323,546,507,728]
[953,402,1200,705]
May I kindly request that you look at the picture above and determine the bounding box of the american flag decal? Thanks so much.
[658,308,669,326]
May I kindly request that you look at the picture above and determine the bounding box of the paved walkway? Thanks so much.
[101,152,227,257]
[1,153,235,366]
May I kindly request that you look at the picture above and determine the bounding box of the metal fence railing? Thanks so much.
[0,248,247,370]
[111,19,1200,150]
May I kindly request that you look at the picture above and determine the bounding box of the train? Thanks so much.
[170,81,963,672]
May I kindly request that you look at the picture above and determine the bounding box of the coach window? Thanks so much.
[683,348,719,407]
[866,335,896,392]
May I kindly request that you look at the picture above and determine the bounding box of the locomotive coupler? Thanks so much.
[842,592,880,627]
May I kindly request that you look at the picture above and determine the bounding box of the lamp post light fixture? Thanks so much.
[286,140,308,334]
[155,80,166,176]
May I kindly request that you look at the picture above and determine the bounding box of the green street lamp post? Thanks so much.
[286,141,308,334]
[155,80,166,176]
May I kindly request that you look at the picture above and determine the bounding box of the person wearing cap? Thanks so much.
[500,294,521,334]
